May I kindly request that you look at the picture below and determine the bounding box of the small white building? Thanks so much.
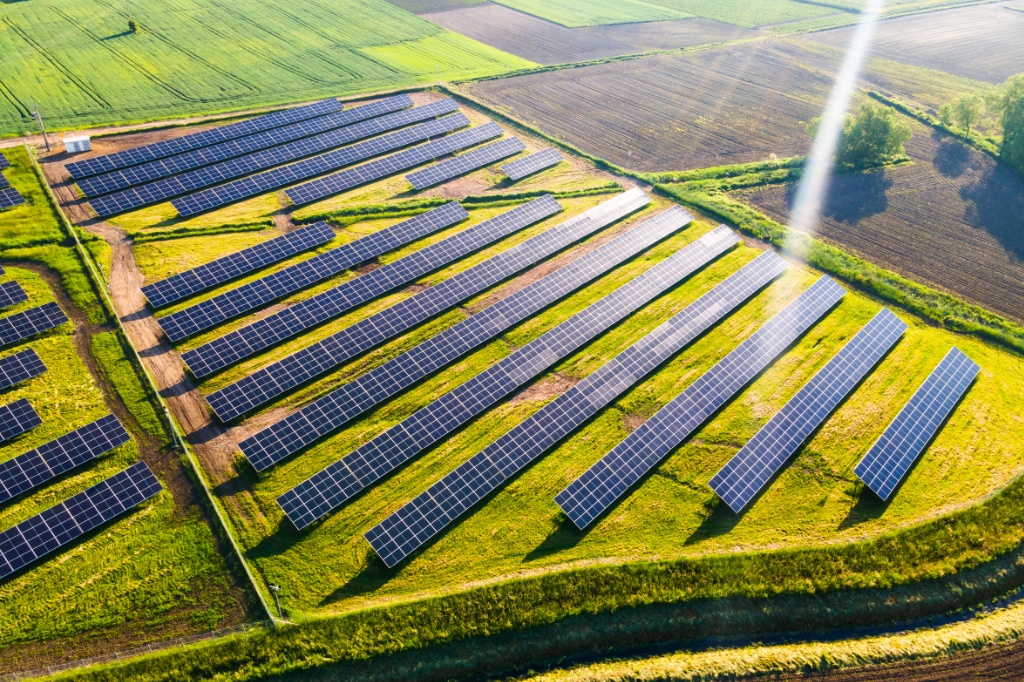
[62,134,92,154]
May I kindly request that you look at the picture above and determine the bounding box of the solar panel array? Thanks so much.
[77,96,413,197]
[92,100,462,217]
[285,122,505,207]
[0,462,162,580]
[405,137,526,189]
[66,99,343,179]
[0,303,69,346]
[555,276,846,529]
[502,148,564,181]
[709,308,907,513]
[212,190,646,423]
[185,194,560,378]
[0,174,9,190]
[854,347,979,500]
[281,219,741,531]
[0,156,10,169]
[142,223,335,309]
[0,415,131,506]
[364,250,789,564]
[0,281,28,310]
[0,399,41,444]
[0,188,25,211]
[159,203,468,342]
[0,350,46,391]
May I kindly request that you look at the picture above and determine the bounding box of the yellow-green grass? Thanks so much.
[0,268,243,658]
[643,0,841,27]
[492,0,691,27]
[194,212,1024,618]
[89,331,167,439]
[0,0,533,138]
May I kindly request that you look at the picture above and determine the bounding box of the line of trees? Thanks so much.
[940,74,1024,175]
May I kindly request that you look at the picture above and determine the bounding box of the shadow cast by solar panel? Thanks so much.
[701,332,908,530]
[320,551,396,606]
[838,374,980,531]
[524,513,592,562]
[683,496,744,545]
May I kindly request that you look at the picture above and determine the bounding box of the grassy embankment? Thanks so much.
[0,148,252,669]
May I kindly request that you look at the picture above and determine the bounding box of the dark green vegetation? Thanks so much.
[0,148,253,672]
[0,0,532,138]
[808,102,913,170]
[988,74,1024,175]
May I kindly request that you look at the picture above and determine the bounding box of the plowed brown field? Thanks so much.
[466,42,832,170]
[800,2,1024,84]
[423,4,757,64]
[735,119,1024,322]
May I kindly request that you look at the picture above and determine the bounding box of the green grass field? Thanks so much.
[644,0,840,27]
[492,0,691,27]
[0,0,532,138]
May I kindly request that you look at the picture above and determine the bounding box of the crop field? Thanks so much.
[734,116,1024,322]
[0,0,532,138]
[465,42,837,170]
[385,0,484,13]
[799,2,1024,84]
[422,4,758,65]
[0,150,253,671]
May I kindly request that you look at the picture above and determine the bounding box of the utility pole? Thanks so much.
[269,584,283,619]
[125,0,132,22]
[33,105,50,152]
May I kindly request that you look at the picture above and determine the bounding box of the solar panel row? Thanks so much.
[0,462,162,580]
[364,250,789,565]
[77,96,414,197]
[0,156,10,170]
[0,415,131,505]
[405,137,526,190]
[159,203,469,342]
[0,350,47,391]
[709,308,908,512]
[210,190,647,424]
[0,399,41,444]
[92,100,462,217]
[65,99,343,179]
[184,194,560,378]
[854,347,979,500]
[0,303,69,346]
[281,219,739,530]
[502,148,564,181]
[0,174,9,190]
[142,223,336,309]
[284,122,506,207]
[0,188,26,211]
[555,276,846,529]
[0,280,29,310]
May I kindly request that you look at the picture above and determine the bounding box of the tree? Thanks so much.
[944,93,985,135]
[987,74,1024,176]
[128,18,138,33]
[806,103,913,170]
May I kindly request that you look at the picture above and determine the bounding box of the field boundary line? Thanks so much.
[23,144,278,626]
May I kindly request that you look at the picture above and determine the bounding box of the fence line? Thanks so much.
[0,621,272,681]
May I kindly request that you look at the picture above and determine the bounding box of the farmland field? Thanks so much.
[465,42,837,170]
[422,4,758,65]
[733,117,1024,322]
[0,148,255,671]
[799,2,1024,84]
[0,0,532,138]
[490,0,691,27]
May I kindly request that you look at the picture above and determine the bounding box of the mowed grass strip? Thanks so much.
[0,0,533,137]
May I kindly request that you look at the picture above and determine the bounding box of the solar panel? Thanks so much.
[0,174,9,190]
[0,461,162,580]
[237,191,661,471]
[141,223,335,309]
[0,400,41,444]
[65,99,344,179]
[158,204,468,343]
[284,123,505,207]
[0,188,25,211]
[0,350,47,391]
[91,100,462,217]
[501,148,564,182]
[0,156,10,170]
[555,275,846,529]
[76,97,413,198]
[0,415,131,506]
[280,220,744,530]
[0,303,69,346]
[184,194,561,378]
[709,308,907,512]
[210,189,649,423]
[0,281,28,310]
[405,137,526,190]
[363,250,789,564]
[854,347,979,500]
